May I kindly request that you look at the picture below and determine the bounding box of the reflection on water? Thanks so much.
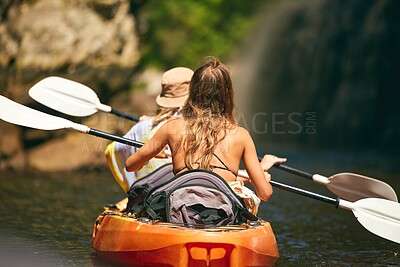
[0,151,399,266]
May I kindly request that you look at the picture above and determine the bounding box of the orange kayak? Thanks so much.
[91,206,279,267]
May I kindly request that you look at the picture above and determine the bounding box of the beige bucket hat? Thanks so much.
[156,67,194,108]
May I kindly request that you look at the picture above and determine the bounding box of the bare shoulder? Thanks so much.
[233,126,252,139]
[225,125,253,147]
[160,118,184,135]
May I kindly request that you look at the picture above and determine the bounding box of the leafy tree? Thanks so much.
[139,0,265,69]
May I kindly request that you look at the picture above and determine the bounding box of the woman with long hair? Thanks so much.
[106,67,193,192]
[126,57,285,214]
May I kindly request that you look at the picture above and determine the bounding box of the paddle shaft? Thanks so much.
[257,156,313,180]
[270,180,338,206]
[89,129,143,148]
[110,108,139,122]
[273,164,313,179]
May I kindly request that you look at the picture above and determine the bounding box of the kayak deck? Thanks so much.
[91,206,279,267]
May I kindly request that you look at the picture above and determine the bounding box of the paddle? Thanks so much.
[28,77,398,202]
[0,95,142,148]
[239,171,400,244]
[29,76,139,121]
[272,164,398,202]
[1,95,399,244]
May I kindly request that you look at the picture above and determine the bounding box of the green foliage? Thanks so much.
[139,0,265,69]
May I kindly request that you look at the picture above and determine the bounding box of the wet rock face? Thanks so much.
[0,0,140,98]
[249,0,400,152]
[0,0,141,172]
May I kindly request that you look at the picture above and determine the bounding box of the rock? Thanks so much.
[27,132,108,172]
[27,113,112,172]
[0,0,143,172]
[0,0,140,96]
[8,0,139,71]
[0,121,26,171]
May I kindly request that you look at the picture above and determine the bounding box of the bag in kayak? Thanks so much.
[126,163,175,214]
[142,169,259,226]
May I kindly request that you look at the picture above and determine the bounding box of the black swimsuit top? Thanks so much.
[173,153,238,178]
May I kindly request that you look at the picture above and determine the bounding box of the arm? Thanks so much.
[125,123,169,172]
[238,154,287,184]
[241,130,273,201]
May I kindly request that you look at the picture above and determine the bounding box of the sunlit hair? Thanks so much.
[179,57,237,170]
[151,106,180,129]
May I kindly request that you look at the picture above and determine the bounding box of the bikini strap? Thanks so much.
[174,154,237,177]
[173,166,188,175]
[212,153,238,177]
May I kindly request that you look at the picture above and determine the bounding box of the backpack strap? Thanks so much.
[187,203,229,225]
[145,194,166,221]
[237,206,259,222]
[126,163,174,214]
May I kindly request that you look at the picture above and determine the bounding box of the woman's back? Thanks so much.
[161,118,251,182]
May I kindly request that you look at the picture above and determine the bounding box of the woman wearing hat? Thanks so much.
[126,57,285,215]
[105,67,194,193]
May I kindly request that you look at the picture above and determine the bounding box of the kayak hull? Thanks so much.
[91,209,279,267]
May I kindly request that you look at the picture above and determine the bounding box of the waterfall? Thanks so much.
[231,0,400,154]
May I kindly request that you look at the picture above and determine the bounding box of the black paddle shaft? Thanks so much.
[273,164,314,180]
[110,108,139,122]
[88,128,144,148]
[270,180,339,207]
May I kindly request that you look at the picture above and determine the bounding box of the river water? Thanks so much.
[0,150,399,266]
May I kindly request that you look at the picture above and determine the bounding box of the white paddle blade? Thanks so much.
[29,76,111,117]
[327,173,398,202]
[0,95,88,132]
[351,198,400,244]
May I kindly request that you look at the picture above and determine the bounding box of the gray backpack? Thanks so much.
[127,166,259,226]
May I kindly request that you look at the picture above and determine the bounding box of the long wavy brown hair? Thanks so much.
[178,57,237,170]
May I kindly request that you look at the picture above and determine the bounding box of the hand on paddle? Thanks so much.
[260,154,287,171]
[237,154,285,184]
[260,155,287,183]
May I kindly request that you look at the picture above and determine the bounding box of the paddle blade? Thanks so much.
[29,76,108,117]
[351,198,400,244]
[327,173,398,202]
[0,95,76,130]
